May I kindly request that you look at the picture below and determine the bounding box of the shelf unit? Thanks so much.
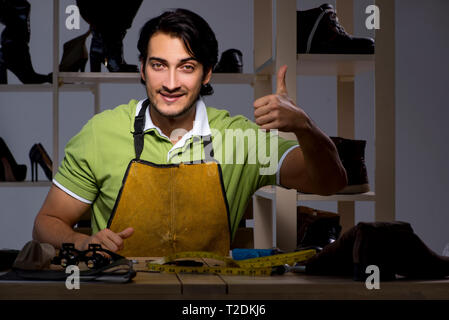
[252,0,395,250]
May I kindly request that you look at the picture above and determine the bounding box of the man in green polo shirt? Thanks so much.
[32,9,346,253]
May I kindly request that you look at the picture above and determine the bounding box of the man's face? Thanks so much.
[140,32,212,118]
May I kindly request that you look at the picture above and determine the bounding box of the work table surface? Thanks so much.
[1,258,449,300]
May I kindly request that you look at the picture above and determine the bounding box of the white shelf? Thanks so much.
[0,181,52,187]
[59,72,141,84]
[297,191,375,202]
[58,72,258,85]
[297,54,375,76]
[0,84,94,92]
[211,73,260,84]
[254,54,374,76]
[254,185,375,202]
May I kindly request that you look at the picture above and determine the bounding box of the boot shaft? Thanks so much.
[0,0,31,45]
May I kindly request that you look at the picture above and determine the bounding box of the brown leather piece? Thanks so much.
[109,161,230,257]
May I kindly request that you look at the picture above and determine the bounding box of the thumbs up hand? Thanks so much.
[253,65,310,133]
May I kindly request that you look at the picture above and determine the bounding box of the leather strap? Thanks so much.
[133,99,150,160]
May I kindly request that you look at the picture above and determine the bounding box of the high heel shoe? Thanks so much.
[29,143,52,182]
[59,29,91,72]
[0,0,52,84]
[0,137,27,182]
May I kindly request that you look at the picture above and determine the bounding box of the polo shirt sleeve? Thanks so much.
[255,130,299,189]
[53,119,99,203]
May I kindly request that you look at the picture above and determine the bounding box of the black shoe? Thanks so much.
[0,0,52,84]
[0,138,27,182]
[213,49,243,73]
[297,4,374,54]
[29,143,52,182]
[331,136,369,194]
[89,29,138,73]
[297,206,342,250]
[59,29,90,72]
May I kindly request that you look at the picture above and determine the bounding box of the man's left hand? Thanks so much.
[253,65,310,133]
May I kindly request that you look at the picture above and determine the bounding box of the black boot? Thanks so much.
[297,4,374,54]
[89,29,139,72]
[76,0,142,73]
[331,136,369,194]
[213,49,243,73]
[0,0,51,84]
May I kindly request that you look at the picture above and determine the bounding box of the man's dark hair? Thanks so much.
[137,8,218,96]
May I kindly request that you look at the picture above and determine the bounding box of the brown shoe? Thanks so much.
[331,136,370,194]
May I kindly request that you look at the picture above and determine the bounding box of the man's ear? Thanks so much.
[140,60,146,83]
[202,67,212,86]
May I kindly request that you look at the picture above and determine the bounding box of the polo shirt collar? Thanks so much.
[134,98,211,154]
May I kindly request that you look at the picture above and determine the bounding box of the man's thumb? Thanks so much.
[276,65,288,95]
[118,227,134,239]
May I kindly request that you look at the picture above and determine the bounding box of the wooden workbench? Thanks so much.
[1,258,449,300]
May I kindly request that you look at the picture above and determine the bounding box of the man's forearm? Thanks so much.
[33,214,89,249]
[294,119,347,195]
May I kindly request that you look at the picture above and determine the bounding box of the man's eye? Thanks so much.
[151,63,164,70]
[181,65,195,71]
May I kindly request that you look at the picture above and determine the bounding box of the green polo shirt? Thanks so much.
[54,99,298,240]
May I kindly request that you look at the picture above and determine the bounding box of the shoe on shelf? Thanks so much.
[0,137,27,182]
[213,49,243,73]
[29,143,52,182]
[89,29,139,73]
[0,0,52,84]
[331,136,370,194]
[76,0,142,73]
[297,206,342,251]
[59,29,91,72]
[297,4,374,54]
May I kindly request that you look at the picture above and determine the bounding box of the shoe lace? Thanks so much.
[327,11,348,36]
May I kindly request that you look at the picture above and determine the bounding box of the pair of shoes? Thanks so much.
[0,138,27,182]
[213,49,243,73]
[0,0,52,84]
[59,29,91,72]
[331,136,370,194]
[76,0,142,73]
[297,4,374,54]
[29,143,52,182]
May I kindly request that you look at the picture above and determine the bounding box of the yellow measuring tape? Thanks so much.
[147,249,316,276]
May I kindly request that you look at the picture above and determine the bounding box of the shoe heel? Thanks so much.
[79,58,88,72]
[30,159,34,182]
[0,138,27,181]
[90,56,102,72]
[31,143,52,181]
[0,49,6,84]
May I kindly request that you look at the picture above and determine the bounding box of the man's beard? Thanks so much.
[148,90,200,119]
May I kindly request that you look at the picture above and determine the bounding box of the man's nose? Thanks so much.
[163,68,180,91]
